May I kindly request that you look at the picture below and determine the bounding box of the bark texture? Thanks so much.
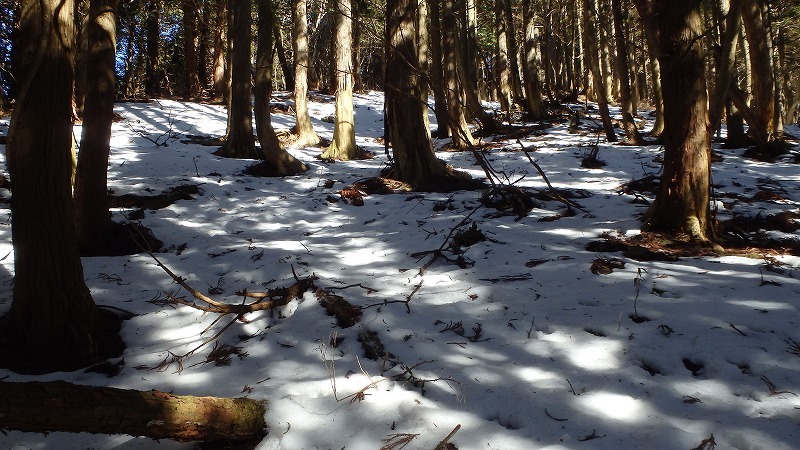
[217,0,258,159]
[2,0,122,373]
[292,0,321,147]
[582,0,616,141]
[321,0,358,160]
[0,380,266,443]
[635,0,714,241]
[182,0,201,99]
[521,0,546,120]
[255,0,307,174]
[611,0,643,144]
[75,0,117,255]
[442,0,474,148]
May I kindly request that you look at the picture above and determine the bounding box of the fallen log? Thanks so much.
[0,380,266,443]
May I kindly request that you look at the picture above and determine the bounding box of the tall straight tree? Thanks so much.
[494,0,513,114]
[217,0,258,159]
[442,0,474,148]
[254,0,307,174]
[385,0,468,190]
[144,0,160,97]
[427,0,451,137]
[521,0,547,119]
[634,0,715,242]
[321,0,358,160]
[741,0,780,147]
[74,0,118,255]
[2,0,122,372]
[182,0,201,99]
[292,0,321,147]
[582,0,616,141]
[611,0,643,144]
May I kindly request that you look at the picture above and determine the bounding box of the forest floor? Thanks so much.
[1,93,799,449]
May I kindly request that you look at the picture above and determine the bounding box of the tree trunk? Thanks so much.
[709,0,742,134]
[273,19,293,91]
[2,0,122,374]
[320,0,358,160]
[611,0,643,144]
[494,0,513,114]
[255,0,306,175]
[634,0,714,242]
[741,0,778,147]
[427,0,450,138]
[502,0,523,106]
[74,0,89,117]
[217,0,258,158]
[456,0,499,131]
[211,0,227,100]
[0,381,266,443]
[198,0,211,92]
[582,0,617,141]
[183,0,201,99]
[75,0,117,256]
[442,0,474,148]
[292,0,321,147]
[385,0,467,190]
[522,0,547,120]
[145,0,160,97]
[646,46,665,136]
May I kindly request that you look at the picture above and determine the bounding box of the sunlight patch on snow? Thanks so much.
[579,392,646,422]
[512,366,562,386]
[727,299,794,311]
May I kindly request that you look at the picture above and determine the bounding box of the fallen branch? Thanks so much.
[433,424,461,450]
[0,380,265,443]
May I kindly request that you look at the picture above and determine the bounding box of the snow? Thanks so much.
[1,94,799,449]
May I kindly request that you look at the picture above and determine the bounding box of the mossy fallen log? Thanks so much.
[0,380,266,443]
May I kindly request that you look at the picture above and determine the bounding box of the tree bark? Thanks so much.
[709,0,742,134]
[211,0,227,101]
[0,381,266,443]
[255,0,307,174]
[273,20,293,91]
[494,0,513,114]
[385,0,467,190]
[521,0,547,120]
[611,0,643,144]
[427,0,451,138]
[75,0,117,256]
[634,0,714,242]
[442,0,474,148]
[183,0,201,99]
[321,0,358,160]
[144,0,160,97]
[2,0,122,374]
[741,0,779,147]
[646,45,664,136]
[582,0,617,141]
[292,0,321,147]
[217,0,258,159]
[502,0,523,106]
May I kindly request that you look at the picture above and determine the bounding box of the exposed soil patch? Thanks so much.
[109,184,201,210]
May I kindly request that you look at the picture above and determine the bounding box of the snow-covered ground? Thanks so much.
[0,93,799,449]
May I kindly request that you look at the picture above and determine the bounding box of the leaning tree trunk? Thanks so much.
[611,0,643,144]
[75,0,117,256]
[292,0,321,147]
[521,0,547,120]
[635,0,714,242]
[0,381,266,443]
[320,0,359,160]
[217,0,259,159]
[255,0,307,175]
[2,0,122,374]
[582,0,617,142]
[385,0,468,190]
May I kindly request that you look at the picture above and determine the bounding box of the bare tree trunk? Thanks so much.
[635,0,714,242]
[217,0,258,158]
[320,0,358,160]
[741,0,778,147]
[2,0,122,373]
[428,0,451,137]
[0,381,266,443]
[211,0,227,100]
[255,0,307,174]
[709,0,742,134]
[75,0,117,255]
[494,0,513,114]
[385,0,467,190]
[582,0,617,141]
[273,19,293,91]
[522,0,547,120]
[442,0,474,148]
[503,0,524,106]
[292,0,321,147]
[183,0,201,99]
[145,0,160,97]
[198,0,211,92]
[646,46,664,136]
[611,0,643,143]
